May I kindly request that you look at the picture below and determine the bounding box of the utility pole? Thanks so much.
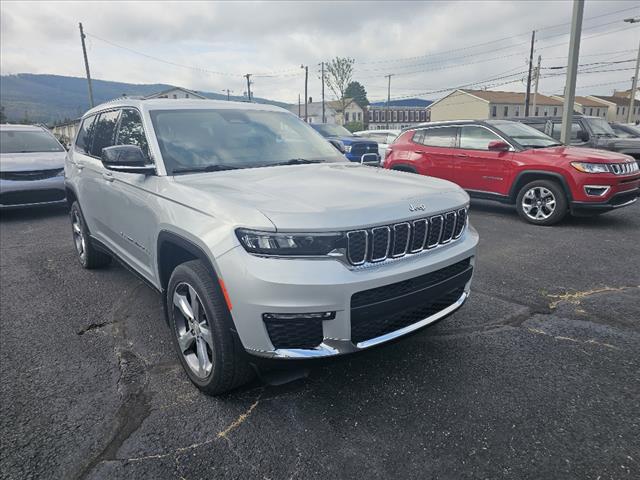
[560,0,584,145]
[629,40,639,123]
[532,55,542,116]
[301,65,308,122]
[223,89,233,101]
[244,74,252,102]
[321,61,326,123]
[78,23,94,108]
[524,30,536,117]
[298,94,301,117]
[385,74,393,129]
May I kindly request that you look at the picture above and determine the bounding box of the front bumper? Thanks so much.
[570,187,639,214]
[345,152,381,164]
[0,175,66,209]
[217,225,478,359]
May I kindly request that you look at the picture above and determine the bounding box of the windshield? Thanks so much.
[490,121,561,148]
[584,117,616,137]
[612,124,640,138]
[149,109,345,174]
[311,124,354,138]
[0,130,65,154]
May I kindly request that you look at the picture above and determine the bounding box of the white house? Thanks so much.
[144,86,206,100]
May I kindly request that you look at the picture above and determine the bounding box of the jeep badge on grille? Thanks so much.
[409,204,426,212]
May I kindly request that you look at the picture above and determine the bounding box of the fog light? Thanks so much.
[262,312,336,321]
[584,185,610,197]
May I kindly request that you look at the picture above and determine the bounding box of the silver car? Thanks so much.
[0,124,67,209]
[65,99,478,395]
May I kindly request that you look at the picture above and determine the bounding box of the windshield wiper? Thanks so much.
[268,158,323,166]
[172,164,240,175]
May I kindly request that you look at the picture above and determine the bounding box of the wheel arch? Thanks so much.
[65,184,78,208]
[391,163,418,174]
[509,170,573,203]
[157,230,220,292]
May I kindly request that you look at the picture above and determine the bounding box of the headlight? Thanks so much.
[343,145,352,153]
[236,229,345,256]
[570,162,610,174]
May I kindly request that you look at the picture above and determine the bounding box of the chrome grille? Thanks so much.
[346,208,468,266]
[609,162,639,175]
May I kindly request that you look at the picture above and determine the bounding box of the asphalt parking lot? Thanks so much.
[1,200,639,480]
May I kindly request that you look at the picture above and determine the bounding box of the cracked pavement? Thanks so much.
[1,200,639,480]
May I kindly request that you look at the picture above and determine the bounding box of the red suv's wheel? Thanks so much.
[516,180,568,226]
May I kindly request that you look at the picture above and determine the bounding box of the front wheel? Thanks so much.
[516,180,568,226]
[70,201,111,268]
[167,260,254,395]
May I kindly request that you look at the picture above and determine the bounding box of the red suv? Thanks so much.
[385,120,640,225]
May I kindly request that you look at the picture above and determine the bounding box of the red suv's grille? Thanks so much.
[346,208,468,266]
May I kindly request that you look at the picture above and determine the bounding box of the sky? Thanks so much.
[1,0,639,105]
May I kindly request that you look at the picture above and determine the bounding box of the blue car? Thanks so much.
[310,124,380,164]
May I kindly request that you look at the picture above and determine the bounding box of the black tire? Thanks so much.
[515,179,568,226]
[69,201,111,269]
[167,259,254,395]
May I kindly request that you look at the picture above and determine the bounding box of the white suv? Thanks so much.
[65,99,478,395]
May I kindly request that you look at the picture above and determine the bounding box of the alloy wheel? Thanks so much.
[521,186,556,221]
[71,210,86,261]
[173,282,213,378]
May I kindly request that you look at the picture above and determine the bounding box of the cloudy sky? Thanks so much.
[1,1,638,104]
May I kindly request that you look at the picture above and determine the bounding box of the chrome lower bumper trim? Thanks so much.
[246,290,469,359]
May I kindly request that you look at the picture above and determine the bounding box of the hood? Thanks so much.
[0,151,67,172]
[172,163,468,231]
[534,146,636,164]
[597,137,640,152]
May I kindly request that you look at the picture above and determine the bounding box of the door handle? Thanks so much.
[102,172,114,183]
[413,151,424,155]
[454,153,468,158]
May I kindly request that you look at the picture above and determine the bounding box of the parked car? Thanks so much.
[353,129,400,164]
[511,115,640,166]
[310,123,380,164]
[385,120,639,225]
[65,99,478,395]
[0,124,67,209]
[609,122,640,139]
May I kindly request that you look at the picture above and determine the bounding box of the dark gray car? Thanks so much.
[0,124,67,209]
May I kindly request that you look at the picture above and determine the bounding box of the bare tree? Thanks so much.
[324,57,355,119]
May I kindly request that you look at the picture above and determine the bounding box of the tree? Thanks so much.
[324,57,355,117]
[345,81,369,109]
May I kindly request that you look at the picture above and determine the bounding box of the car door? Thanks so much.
[75,110,120,242]
[104,108,157,278]
[410,126,458,181]
[455,125,514,195]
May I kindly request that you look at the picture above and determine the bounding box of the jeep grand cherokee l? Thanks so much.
[65,99,478,395]
[385,120,639,225]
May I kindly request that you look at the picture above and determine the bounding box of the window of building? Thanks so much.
[459,126,502,150]
[420,111,426,121]
[186,94,190,98]
[357,112,362,121]
[491,105,497,117]
[543,108,548,117]
[393,111,397,122]
[622,107,626,115]
[374,111,380,122]
[90,109,121,157]
[173,94,177,99]
[381,111,385,122]
[503,106,508,117]
[514,106,520,117]
[617,106,621,115]
[589,108,593,116]
[369,111,374,121]
[345,112,350,122]
[404,111,409,121]
[535,107,539,116]
[553,107,558,116]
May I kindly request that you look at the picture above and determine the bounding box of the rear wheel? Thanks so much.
[516,180,568,226]
[167,259,254,395]
[70,201,111,268]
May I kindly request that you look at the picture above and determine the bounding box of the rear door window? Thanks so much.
[419,127,458,148]
[90,110,121,157]
[75,115,96,154]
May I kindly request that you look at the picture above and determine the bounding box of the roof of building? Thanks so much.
[459,89,563,106]
[325,98,363,112]
[143,86,207,99]
[370,98,432,108]
[551,95,609,108]
[0,123,48,131]
[588,95,632,107]
[284,102,337,117]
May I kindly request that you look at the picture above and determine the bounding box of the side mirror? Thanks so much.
[487,140,510,152]
[360,153,380,166]
[329,139,346,154]
[101,145,155,174]
[577,130,590,142]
